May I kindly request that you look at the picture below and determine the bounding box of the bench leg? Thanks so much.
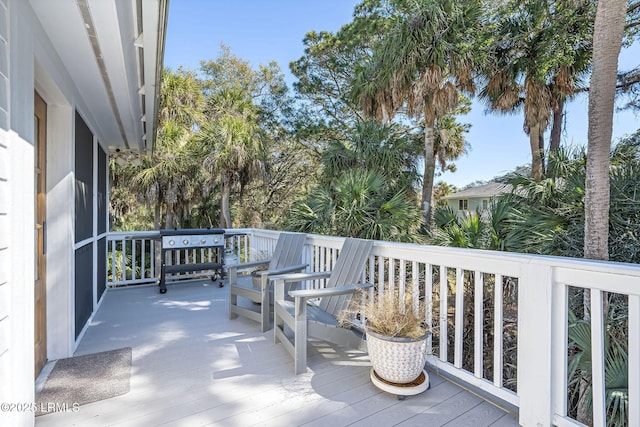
[159,262,167,294]
[294,297,307,375]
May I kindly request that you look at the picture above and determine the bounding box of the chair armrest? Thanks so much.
[227,259,270,273]
[254,264,308,277]
[289,282,373,299]
[272,271,333,302]
[270,271,332,283]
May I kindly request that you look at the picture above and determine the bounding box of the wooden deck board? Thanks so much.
[35,280,519,427]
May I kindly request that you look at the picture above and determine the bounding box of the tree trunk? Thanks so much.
[381,103,390,125]
[579,0,626,424]
[220,175,232,228]
[538,130,546,177]
[585,0,625,262]
[529,123,544,180]
[164,209,174,229]
[549,98,564,154]
[422,116,436,228]
[154,203,161,230]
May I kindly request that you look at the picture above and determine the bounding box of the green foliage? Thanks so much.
[431,206,490,248]
[348,0,482,226]
[479,0,594,178]
[285,121,422,242]
[568,309,629,427]
[431,131,640,258]
[111,47,305,230]
[496,133,640,263]
[110,68,205,230]
[433,181,458,208]
[286,169,422,242]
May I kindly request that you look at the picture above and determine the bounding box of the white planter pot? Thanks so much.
[366,329,430,384]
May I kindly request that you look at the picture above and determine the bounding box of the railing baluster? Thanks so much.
[110,240,116,282]
[150,239,155,278]
[494,274,503,387]
[389,258,395,294]
[141,239,147,279]
[425,263,433,351]
[398,259,405,310]
[590,289,606,427]
[378,256,385,297]
[321,245,327,287]
[440,265,448,362]
[474,271,483,378]
[368,256,375,287]
[411,261,418,314]
[454,268,464,369]
[630,294,640,427]
[552,281,569,420]
[132,238,137,280]
[121,238,126,281]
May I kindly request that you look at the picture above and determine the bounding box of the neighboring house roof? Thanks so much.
[31,0,169,154]
[443,182,512,200]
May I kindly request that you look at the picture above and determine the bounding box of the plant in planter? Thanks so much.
[340,289,431,389]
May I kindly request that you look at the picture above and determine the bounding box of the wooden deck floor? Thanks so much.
[36,280,519,427]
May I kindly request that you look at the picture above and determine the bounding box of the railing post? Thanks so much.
[517,261,554,426]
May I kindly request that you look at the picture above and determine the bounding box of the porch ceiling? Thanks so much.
[29,0,168,154]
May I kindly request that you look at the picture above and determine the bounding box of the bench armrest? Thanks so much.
[270,271,332,283]
[227,259,270,273]
[289,283,373,299]
[254,264,308,277]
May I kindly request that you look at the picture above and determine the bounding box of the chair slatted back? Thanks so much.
[318,238,373,316]
[269,232,307,269]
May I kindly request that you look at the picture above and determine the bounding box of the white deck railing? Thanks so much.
[106,230,250,286]
[106,228,640,427]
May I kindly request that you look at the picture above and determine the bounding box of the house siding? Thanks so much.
[0,0,8,130]
[0,130,7,410]
[2,132,35,427]
[0,1,14,424]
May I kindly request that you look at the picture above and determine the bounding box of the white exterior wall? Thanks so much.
[2,1,95,425]
[2,131,34,427]
[1,1,36,426]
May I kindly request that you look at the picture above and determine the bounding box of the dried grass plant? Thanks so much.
[339,289,429,340]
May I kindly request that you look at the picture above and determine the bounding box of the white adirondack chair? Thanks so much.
[228,232,308,332]
[273,238,374,374]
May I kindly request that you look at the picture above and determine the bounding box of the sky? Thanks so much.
[163,0,640,188]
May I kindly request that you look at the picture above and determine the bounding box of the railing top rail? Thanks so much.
[107,231,160,240]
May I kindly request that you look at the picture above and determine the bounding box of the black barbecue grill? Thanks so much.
[159,228,227,293]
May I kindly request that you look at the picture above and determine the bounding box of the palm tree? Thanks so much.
[352,0,482,227]
[131,121,201,229]
[159,68,204,127]
[123,68,204,229]
[582,6,627,419]
[433,98,472,175]
[198,88,265,228]
[286,169,423,242]
[480,0,593,180]
[321,120,421,191]
[285,120,423,242]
